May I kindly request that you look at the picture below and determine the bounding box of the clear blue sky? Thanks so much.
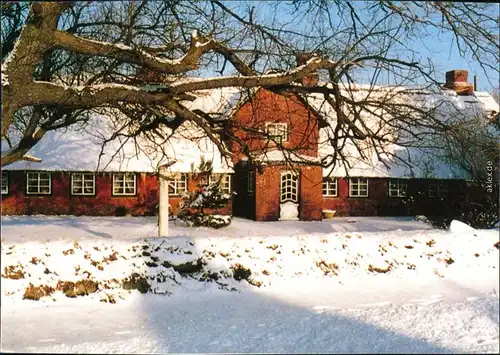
[413,30,497,92]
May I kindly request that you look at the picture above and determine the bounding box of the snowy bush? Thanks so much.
[178,179,232,228]
[459,201,499,229]
[180,213,231,229]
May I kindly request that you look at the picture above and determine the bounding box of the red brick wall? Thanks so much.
[1,171,231,217]
[322,178,384,216]
[1,171,159,216]
[299,166,322,221]
[2,169,467,219]
[322,177,467,217]
[255,166,281,221]
[253,164,322,221]
[231,89,320,164]
[404,178,466,216]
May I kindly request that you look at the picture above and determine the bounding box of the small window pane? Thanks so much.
[323,179,338,197]
[72,173,95,196]
[248,171,254,193]
[113,173,136,195]
[429,182,438,197]
[208,174,231,194]
[389,179,407,197]
[266,123,288,143]
[1,172,8,194]
[350,178,368,197]
[280,172,297,202]
[439,182,448,197]
[26,172,51,194]
[169,174,187,195]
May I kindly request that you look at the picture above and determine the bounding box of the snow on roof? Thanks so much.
[255,150,321,164]
[3,117,233,173]
[318,140,468,179]
[181,87,243,116]
[157,121,233,174]
[473,91,500,113]
[2,87,244,173]
[308,86,498,179]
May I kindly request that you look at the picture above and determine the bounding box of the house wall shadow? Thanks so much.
[1,216,434,242]
[133,282,459,353]
[1,216,157,240]
[127,238,468,354]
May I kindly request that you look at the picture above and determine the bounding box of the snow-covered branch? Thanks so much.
[25,82,175,108]
[170,58,335,93]
[53,29,255,76]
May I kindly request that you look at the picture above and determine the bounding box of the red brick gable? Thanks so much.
[230,88,320,164]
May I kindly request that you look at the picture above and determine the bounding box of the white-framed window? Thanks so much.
[439,181,449,197]
[280,171,298,203]
[209,174,232,194]
[26,172,51,195]
[389,179,407,197]
[429,181,448,198]
[112,173,136,196]
[71,173,95,196]
[168,174,187,196]
[349,177,368,197]
[248,171,255,194]
[1,171,8,194]
[322,178,338,197]
[428,182,438,197]
[265,122,288,143]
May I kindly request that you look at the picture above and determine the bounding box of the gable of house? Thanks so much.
[229,88,321,164]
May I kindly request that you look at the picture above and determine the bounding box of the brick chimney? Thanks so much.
[444,70,474,95]
[296,52,319,86]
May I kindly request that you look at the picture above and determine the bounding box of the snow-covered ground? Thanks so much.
[1,216,499,353]
[1,215,435,241]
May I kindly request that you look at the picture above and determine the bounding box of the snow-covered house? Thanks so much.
[1,70,498,220]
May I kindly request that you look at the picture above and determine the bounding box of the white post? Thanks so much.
[158,166,169,237]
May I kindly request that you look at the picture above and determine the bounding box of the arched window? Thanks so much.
[280,171,298,203]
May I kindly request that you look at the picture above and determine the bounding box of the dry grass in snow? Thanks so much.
[2,221,498,304]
